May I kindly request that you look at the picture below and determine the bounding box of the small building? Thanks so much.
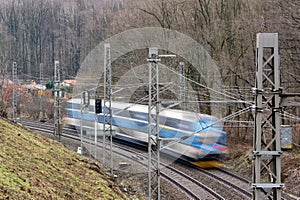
[61,79,76,87]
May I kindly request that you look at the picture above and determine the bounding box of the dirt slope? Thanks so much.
[0,118,131,200]
[224,143,300,199]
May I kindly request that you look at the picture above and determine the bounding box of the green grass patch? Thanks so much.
[0,119,134,199]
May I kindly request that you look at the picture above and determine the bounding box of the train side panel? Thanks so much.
[65,99,227,161]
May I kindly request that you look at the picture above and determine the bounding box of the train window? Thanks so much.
[165,118,180,129]
[68,103,80,110]
[197,120,223,131]
[129,111,147,121]
[163,117,200,132]
[113,109,128,117]
[212,122,223,130]
[198,121,211,130]
[178,122,191,130]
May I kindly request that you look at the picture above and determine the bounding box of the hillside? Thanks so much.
[0,118,132,200]
[224,142,300,199]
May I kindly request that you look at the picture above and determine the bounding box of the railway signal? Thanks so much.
[95,98,102,114]
[94,98,101,160]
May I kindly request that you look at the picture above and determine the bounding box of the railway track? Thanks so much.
[161,164,225,199]
[175,161,252,199]
[20,120,226,199]
[19,120,287,199]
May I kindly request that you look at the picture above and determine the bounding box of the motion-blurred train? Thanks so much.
[64,98,227,161]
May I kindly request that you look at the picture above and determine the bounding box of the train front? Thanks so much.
[187,114,228,162]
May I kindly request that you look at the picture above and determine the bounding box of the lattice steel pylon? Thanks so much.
[102,43,113,175]
[179,62,186,110]
[147,47,161,200]
[53,61,62,141]
[251,33,284,199]
[39,63,44,121]
[12,62,17,121]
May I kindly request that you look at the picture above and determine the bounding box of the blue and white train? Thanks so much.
[64,98,227,161]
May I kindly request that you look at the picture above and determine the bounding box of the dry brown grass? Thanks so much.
[224,139,300,198]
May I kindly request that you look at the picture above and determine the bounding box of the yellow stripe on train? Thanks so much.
[191,160,225,168]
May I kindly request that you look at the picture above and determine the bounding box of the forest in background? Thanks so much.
[0,0,300,144]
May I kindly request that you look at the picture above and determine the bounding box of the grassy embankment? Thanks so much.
[0,118,131,200]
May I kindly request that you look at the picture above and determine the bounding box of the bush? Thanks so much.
[46,81,54,89]
[0,101,7,118]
